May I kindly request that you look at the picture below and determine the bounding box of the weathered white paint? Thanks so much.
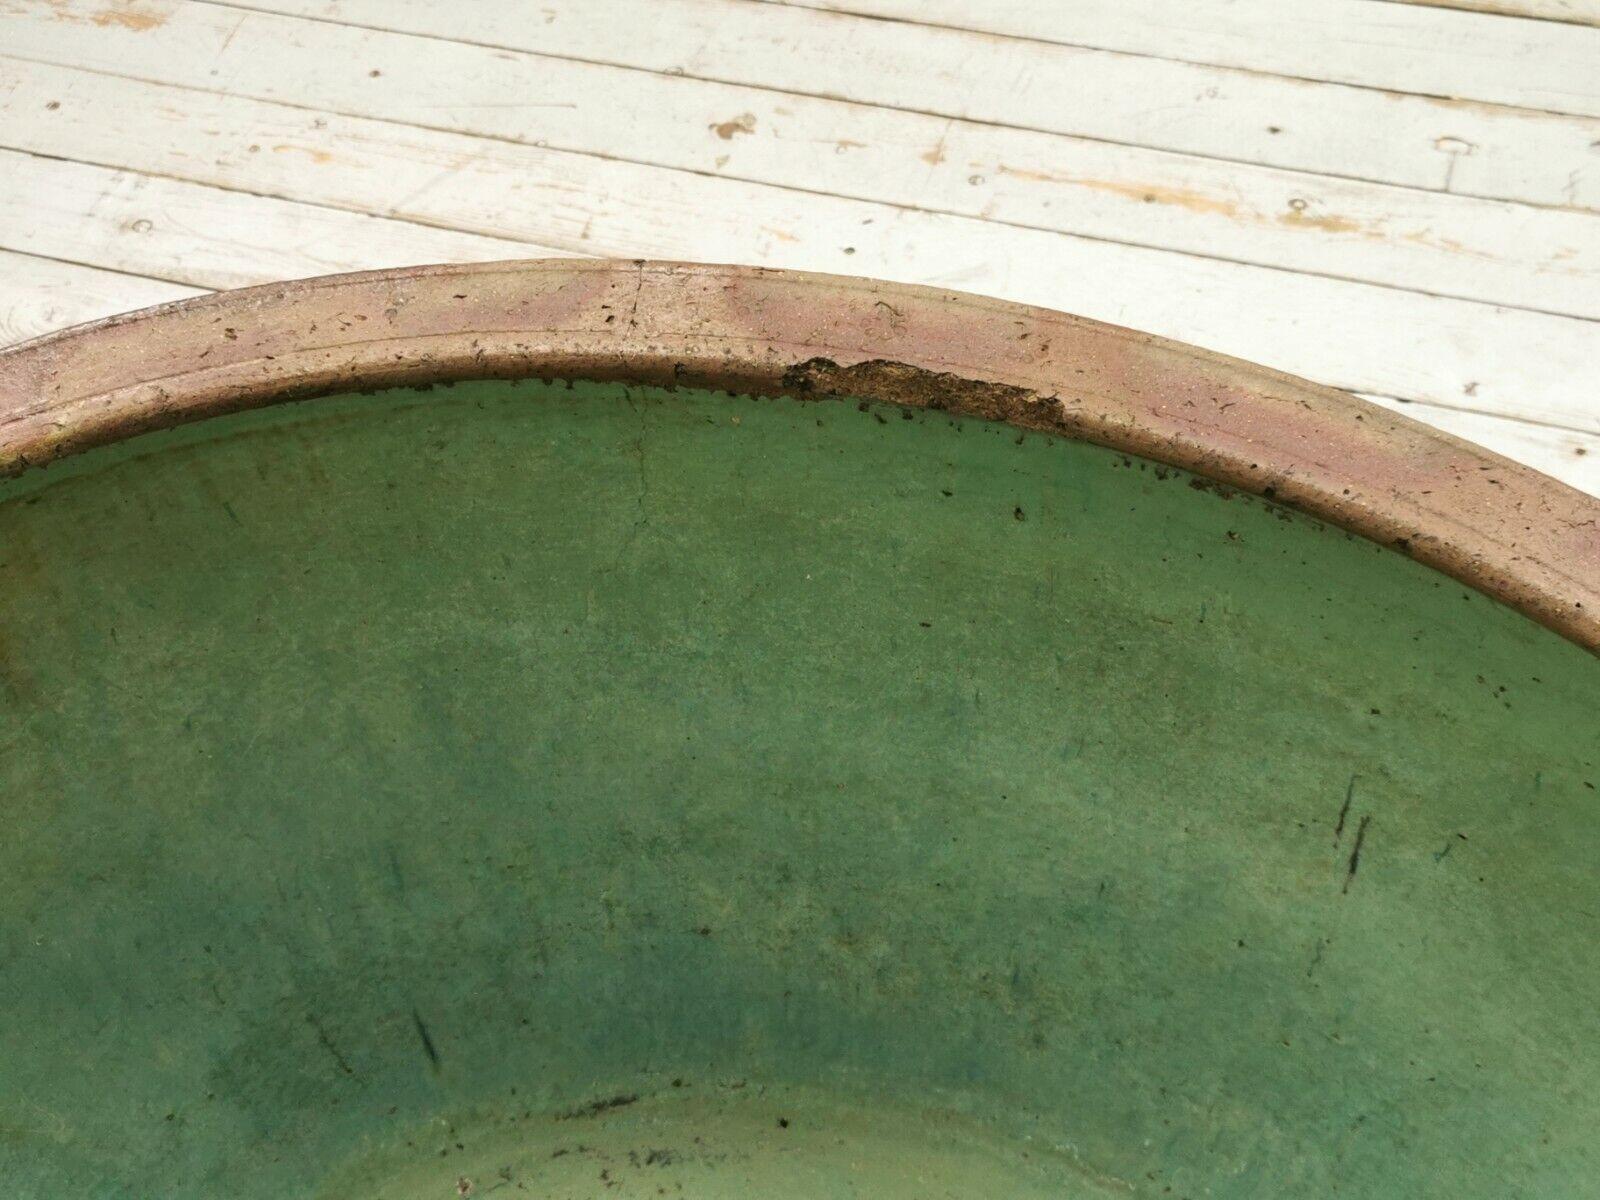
[207,0,1600,213]
[8,1,1597,316]
[0,0,1594,491]
[1384,0,1600,24]
[0,249,201,348]
[0,147,560,289]
[773,0,1600,116]
[4,56,1596,432]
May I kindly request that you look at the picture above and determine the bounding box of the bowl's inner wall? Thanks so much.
[0,380,1593,1197]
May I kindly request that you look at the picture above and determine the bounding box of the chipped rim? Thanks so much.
[1,258,1596,651]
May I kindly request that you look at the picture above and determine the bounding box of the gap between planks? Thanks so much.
[1378,0,1600,24]
[7,2,1600,320]
[10,0,1596,319]
[197,0,1600,214]
[763,0,1600,117]
[1,59,1594,433]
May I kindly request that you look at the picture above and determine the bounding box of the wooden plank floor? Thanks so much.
[1,0,1596,491]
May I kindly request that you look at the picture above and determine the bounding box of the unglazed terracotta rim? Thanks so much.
[1,258,1596,651]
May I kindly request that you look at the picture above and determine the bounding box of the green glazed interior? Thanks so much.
[1,380,1594,1197]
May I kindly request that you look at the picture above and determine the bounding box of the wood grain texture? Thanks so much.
[207,0,1600,213]
[0,0,1593,492]
[8,1,1596,316]
[772,0,1600,115]
[1383,0,1600,24]
[0,249,201,348]
[3,56,1596,434]
[0,149,561,290]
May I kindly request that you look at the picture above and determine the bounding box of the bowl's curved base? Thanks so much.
[323,1085,1083,1198]
[2,380,1597,1196]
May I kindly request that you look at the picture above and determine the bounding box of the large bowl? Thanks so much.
[1,261,1595,1197]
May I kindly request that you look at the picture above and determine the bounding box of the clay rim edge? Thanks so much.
[0,258,1595,653]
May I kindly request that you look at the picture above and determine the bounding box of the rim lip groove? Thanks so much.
[2,258,1595,652]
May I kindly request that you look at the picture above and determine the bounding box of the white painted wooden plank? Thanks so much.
[0,249,202,349]
[773,0,1600,117]
[1383,0,1600,25]
[1363,395,1600,494]
[205,0,1600,213]
[0,148,564,290]
[12,1,1598,316]
[2,57,1594,433]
